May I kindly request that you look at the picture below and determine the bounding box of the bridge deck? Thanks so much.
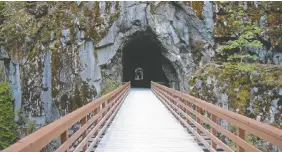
[95,88,203,152]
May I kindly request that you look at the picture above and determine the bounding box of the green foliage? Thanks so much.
[26,119,35,133]
[218,4,263,63]
[246,133,268,152]
[0,2,27,57]
[0,82,16,150]
[0,2,5,12]
[0,66,6,82]
[94,49,98,60]
[105,1,111,14]
[0,2,56,58]
[109,2,120,26]
[224,62,257,72]
[94,1,101,23]
[100,78,121,96]
[219,25,263,52]
[218,4,263,73]
[190,62,282,150]
[173,27,182,39]
[195,41,204,51]
[191,1,204,19]
[215,2,282,46]
[150,4,156,14]
[150,2,167,14]
[227,54,258,62]
[224,54,259,72]
[15,109,36,139]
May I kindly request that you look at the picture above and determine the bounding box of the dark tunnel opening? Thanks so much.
[122,32,170,88]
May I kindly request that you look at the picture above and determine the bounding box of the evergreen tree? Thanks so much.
[0,82,16,150]
[219,3,263,63]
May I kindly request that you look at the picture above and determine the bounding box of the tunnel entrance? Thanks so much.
[122,31,170,88]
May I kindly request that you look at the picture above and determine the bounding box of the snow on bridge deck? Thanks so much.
[95,88,203,152]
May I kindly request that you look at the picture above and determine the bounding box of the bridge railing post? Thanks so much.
[185,99,191,124]
[178,98,184,119]
[60,130,69,152]
[172,94,177,114]
[196,106,202,135]
[110,95,116,114]
[81,116,88,150]
[93,107,99,137]
[237,127,245,152]
[177,97,182,118]
[211,114,217,150]
[102,102,106,117]
[173,94,178,113]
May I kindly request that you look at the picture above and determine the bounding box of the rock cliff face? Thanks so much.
[189,63,282,126]
[213,2,282,65]
[0,1,282,135]
[188,62,282,151]
[0,1,215,127]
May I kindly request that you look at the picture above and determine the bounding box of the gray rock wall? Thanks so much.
[189,62,282,151]
[95,1,215,91]
[0,1,216,126]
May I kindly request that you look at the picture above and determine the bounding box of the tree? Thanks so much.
[219,3,263,63]
[0,82,16,150]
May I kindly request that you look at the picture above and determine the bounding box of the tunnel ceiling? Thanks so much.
[122,31,176,88]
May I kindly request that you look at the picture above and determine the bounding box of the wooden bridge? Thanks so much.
[3,82,282,152]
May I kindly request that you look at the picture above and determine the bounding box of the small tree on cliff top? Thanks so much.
[219,3,263,63]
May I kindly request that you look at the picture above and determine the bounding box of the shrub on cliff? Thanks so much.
[0,82,16,150]
[100,78,121,96]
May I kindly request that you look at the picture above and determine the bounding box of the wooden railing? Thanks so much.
[4,82,131,152]
[152,82,282,152]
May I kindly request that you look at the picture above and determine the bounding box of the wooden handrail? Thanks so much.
[151,81,282,152]
[4,82,131,152]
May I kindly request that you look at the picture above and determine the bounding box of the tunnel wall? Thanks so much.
[95,2,214,92]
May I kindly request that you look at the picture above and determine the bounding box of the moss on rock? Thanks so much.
[189,62,282,151]
[214,1,282,47]
[191,1,204,19]
[100,77,121,96]
[150,2,167,14]
[189,62,282,126]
